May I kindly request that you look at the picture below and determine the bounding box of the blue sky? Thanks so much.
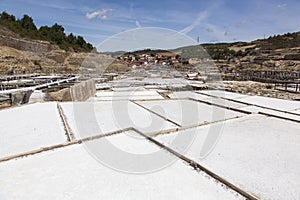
[1,0,300,47]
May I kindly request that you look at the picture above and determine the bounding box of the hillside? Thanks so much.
[171,31,300,80]
[0,26,113,75]
[0,11,94,52]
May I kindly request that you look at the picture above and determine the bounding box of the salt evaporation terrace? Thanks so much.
[0,77,300,200]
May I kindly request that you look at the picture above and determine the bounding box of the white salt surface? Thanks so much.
[106,131,159,154]
[112,87,146,92]
[197,90,248,99]
[156,115,300,200]
[198,90,300,113]
[202,98,247,109]
[136,99,245,126]
[235,95,300,111]
[240,106,300,121]
[94,95,164,101]
[142,78,188,86]
[168,91,210,100]
[144,85,161,89]
[0,133,244,200]
[60,101,177,139]
[0,102,67,159]
[95,91,164,100]
[168,91,247,109]
[291,109,300,115]
[96,91,161,97]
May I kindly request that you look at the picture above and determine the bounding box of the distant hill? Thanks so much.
[104,31,300,60]
[103,49,177,57]
[254,32,300,50]
[0,11,94,52]
[102,51,126,57]
[173,31,300,60]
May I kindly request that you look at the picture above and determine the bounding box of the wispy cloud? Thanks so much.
[86,8,114,20]
[128,3,142,28]
[179,10,208,34]
[135,20,141,28]
[277,3,287,9]
[276,3,287,13]
[206,27,214,33]
[178,1,223,34]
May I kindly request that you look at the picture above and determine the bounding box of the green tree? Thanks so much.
[39,26,51,39]
[49,23,65,44]
[19,14,37,31]
[67,33,76,44]
[0,11,16,22]
[76,36,85,46]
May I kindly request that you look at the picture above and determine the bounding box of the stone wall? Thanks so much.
[0,35,52,53]
[70,79,96,101]
[46,79,96,102]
